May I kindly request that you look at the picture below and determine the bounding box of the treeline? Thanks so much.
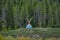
[0,0,60,31]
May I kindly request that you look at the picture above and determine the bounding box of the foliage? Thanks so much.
[0,34,60,40]
[0,28,60,38]
[0,0,60,31]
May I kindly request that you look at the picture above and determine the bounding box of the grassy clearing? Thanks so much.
[0,35,60,40]
[0,28,60,40]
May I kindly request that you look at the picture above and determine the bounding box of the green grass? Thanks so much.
[0,28,60,40]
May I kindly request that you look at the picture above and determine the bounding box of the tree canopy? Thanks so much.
[0,0,60,31]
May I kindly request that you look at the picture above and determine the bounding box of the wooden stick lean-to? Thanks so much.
[29,17,33,23]
[25,17,33,22]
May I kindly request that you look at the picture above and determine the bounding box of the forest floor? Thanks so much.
[0,28,60,40]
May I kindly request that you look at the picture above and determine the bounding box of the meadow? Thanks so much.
[0,28,60,40]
